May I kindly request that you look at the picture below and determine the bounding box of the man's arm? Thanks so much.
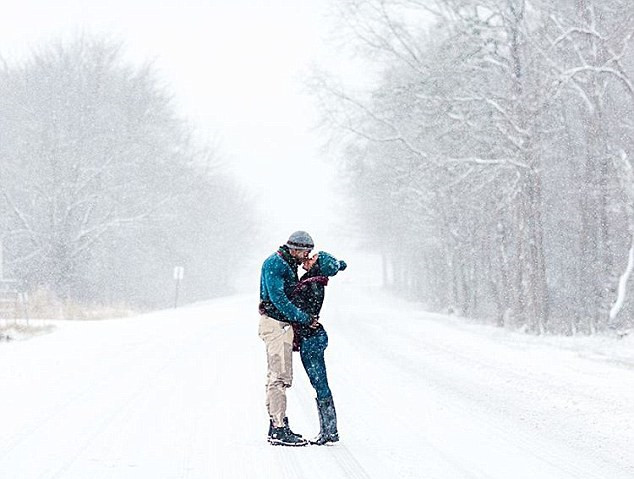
[265,267,311,325]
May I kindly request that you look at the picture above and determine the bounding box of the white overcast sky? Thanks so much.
[0,0,364,248]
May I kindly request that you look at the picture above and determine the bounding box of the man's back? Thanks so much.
[259,248,309,325]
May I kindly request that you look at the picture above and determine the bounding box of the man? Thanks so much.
[258,230,317,446]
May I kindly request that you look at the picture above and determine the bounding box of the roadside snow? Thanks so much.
[0,321,56,342]
[0,284,632,479]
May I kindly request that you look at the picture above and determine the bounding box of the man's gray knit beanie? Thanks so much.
[286,230,314,250]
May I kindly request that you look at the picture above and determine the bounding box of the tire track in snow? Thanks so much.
[173,323,228,479]
[290,354,379,479]
[333,350,485,479]
[328,445,372,479]
[41,356,175,479]
[27,324,212,479]
[338,311,622,479]
[325,302,485,478]
[0,347,149,463]
[274,447,307,479]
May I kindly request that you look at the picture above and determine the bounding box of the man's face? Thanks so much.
[289,248,311,262]
[302,254,318,271]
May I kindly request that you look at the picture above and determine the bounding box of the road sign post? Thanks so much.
[173,266,184,308]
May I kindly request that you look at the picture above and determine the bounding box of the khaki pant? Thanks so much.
[258,314,294,428]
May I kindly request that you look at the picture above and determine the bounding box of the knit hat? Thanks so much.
[286,230,314,251]
[317,252,347,277]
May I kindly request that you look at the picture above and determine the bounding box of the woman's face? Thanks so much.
[302,254,319,271]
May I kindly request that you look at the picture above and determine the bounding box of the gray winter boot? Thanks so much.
[310,396,339,445]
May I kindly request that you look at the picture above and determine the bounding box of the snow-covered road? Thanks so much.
[1,283,633,479]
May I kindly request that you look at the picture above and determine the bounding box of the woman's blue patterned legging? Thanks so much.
[299,328,332,400]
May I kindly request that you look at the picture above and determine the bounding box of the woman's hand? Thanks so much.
[309,315,321,329]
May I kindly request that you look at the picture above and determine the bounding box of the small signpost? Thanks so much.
[173,266,184,308]
[0,239,4,282]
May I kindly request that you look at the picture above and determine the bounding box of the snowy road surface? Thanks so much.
[1,283,633,479]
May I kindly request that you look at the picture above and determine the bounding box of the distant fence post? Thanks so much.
[0,280,19,324]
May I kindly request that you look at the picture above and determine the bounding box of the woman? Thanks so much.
[291,251,347,445]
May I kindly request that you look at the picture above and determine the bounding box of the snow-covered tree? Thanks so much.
[317,0,634,334]
[0,35,256,310]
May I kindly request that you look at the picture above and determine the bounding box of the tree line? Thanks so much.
[0,35,256,312]
[316,0,634,334]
